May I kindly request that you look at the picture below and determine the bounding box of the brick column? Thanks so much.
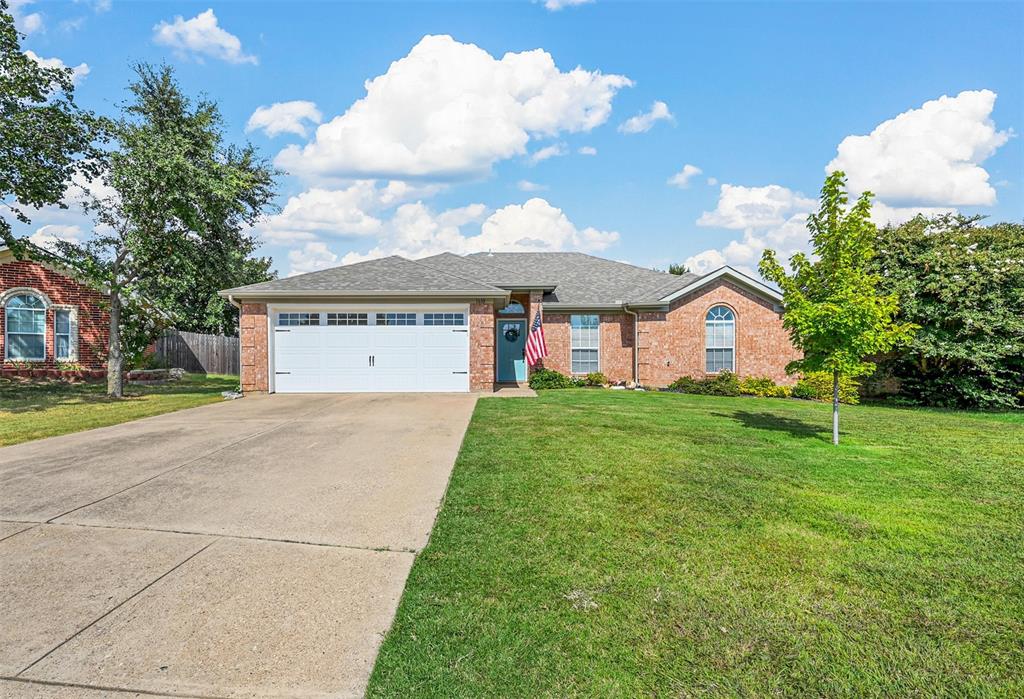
[469,301,495,392]
[240,303,268,392]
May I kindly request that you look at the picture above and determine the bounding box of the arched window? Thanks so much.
[705,305,734,373]
[5,293,46,361]
[498,301,525,315]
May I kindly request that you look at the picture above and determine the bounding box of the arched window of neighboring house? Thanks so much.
[705,305,735,373]
[5,293,47,361]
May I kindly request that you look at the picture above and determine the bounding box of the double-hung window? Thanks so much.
[55,309,76,360]
[705,305,735,372]
[5,294,46,361]
[570,314,599,374]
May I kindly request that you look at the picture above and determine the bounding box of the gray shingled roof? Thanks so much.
[221,255,506,296]
[465,252,702,307]
[220,250,706,305]
[414,252,553,288]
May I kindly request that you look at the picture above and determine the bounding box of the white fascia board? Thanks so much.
[219,288,508,300]
[657,266,782,304]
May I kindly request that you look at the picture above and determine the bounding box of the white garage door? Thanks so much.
[271,308,470,393]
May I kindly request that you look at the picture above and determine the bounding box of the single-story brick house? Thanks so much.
[220,252,800,394]
[1,245,109,370]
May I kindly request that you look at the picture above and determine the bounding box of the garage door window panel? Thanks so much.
[423,312,465,326]
[278,312,320,326]
[326,313,368,326]
[376,312,417,326]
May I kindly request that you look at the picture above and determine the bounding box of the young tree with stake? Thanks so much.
[760,171,915,445]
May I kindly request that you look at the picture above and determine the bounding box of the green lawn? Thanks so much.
[0,374,239,447]
[368,390,1024,697]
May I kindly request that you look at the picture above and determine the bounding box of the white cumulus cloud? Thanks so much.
[274,35,632,181]
[529,143,567,164]
[29,224,86,251]
[697,184,816,230]
[255,180,441,244]
[618,100,673,134]
[153,9,257,65]
[9,0,43,34]
[246,101,322,138]
[543,0,594,10]
[667,164,702,189]
[827,89,1011,206]
[517,180,547,192]
[288,242,339,276]
[578,145,597,156]
[24,51,90,85]
[338,197,619,265]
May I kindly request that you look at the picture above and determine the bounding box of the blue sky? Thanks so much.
[12,0,1024,278]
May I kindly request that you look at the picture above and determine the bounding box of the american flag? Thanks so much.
[524,311,548,367]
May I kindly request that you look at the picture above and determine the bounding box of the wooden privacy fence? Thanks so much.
[154,330,240,375]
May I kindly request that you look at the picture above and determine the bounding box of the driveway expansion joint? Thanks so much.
[0,676,229,699]
[15,538,220,678]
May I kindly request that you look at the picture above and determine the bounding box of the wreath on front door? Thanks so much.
[503,324,520,342]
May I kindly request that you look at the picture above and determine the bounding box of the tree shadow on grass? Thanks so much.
[711,410,826,440]
[0,376,235,414]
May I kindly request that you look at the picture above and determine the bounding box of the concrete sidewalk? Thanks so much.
[0,393,476,698]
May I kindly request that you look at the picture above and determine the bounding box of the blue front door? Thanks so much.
[497,320,527,382]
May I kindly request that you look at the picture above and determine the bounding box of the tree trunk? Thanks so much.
[832,369,840,446]
[107,291,124,398]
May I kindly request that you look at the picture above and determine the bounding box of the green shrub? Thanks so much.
[739,376,792,398]
[667,376,702,393]
[667,371,741,396]
[582,372,608,387]
[528,368,575,389]
[792,371,860,404]
[701,371,741,396]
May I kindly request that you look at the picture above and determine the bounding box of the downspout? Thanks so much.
[623,304,639,385]
[227,294,242,388]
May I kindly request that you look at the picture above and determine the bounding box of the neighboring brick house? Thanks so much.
[1,246,109,370]
[220,252,800,394]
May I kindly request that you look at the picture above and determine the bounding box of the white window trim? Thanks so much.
[53,305,78,362]
[704,305,736,374]
[4,290,49,362]
[569,314,601,375]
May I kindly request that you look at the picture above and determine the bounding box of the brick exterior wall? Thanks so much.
[540,312,635,383]
[233,279,799,392]
[240,303,269,392]
[1,258,109,369]
[638,279,801,386]
[469,301,495,391]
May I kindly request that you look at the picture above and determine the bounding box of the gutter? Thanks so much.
[622,304,639,385]
[226,294,243,384]
[217,289,509,300]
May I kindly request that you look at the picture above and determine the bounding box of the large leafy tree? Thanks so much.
[760,171,916,444]
[0,1,98,240]
[872,214,1024,409]
[7,64,277,397]
[143,237,274,336]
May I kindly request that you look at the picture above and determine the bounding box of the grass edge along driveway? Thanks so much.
[368,390,1024,697]
[0,374,238,447]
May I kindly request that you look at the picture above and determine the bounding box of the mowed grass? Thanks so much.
[369,390,1024,697]
[0,373,238,446]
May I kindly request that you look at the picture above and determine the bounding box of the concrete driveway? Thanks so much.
[0,392,477,698]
